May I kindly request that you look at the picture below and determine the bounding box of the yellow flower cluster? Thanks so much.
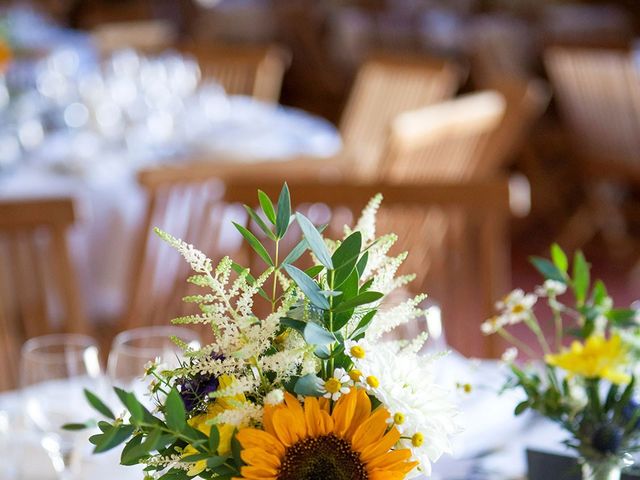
[545,334,631,385]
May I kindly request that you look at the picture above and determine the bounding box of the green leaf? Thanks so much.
[208,425,220,452]
[305,265,325,278]
[244,205,276,241]
[62,422,92,431]
[92,424,136,453]
[294,374,323,396]
[592,280,608,306]
[295,212,334,270]
[233,222,273,266]
[349,310,377,339]
[258,190,276,224]
[283,264,330,310]
[573,251,590,305]
[165,389,187,432]
[206,456,228,469]
[355,251,369,278]
[84,389,115,419]
[114,387,143,423]
[276,183,291,238]
[530,257,566,283]
[607,309,637,326]
[231,434,243,467]
[281,318,336,345]
[331,232,362,287]
[514,401,529,416]
[282,224,328,265]
[550,243,568,273]
[120,434,144,465]
[333,291,383,313]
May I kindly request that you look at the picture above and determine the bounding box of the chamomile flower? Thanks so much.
[481,315,508,334]
[496,289,537,325]
[501,347,518,363]
[320,368,352,400]
[535,280,568,297]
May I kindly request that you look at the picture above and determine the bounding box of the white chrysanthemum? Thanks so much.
[319,368,352,400]
[264,389,284,406]
[501,347,518,363]
[496,289,537,325]
[347,341,461,476]
[480,315,508,335]
[535,280,567,297]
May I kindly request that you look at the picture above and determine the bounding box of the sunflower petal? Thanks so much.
[241,447,281,469]
[332,388,358,437]
[345,388,372,440]
[236,429,285,457]
[360,427,401,462]
[352,408,390,451]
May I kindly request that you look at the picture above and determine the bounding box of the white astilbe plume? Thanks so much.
[363,294,428,341]
[344,193,382,243]
[211,403,264,428]
[155,228,212,273]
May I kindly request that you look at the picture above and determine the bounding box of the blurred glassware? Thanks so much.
[20,334,102,480]
[107,326,200,398]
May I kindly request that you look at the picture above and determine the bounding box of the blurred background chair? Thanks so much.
[91,19,177,55]
[179,42,292,103]
[338,53,466,178]
[544,47,640,256]
[0,198,86,391]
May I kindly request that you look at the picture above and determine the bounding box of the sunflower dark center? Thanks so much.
[277,434,368,480]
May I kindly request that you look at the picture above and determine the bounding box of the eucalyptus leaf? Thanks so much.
[530,257,566,283]
[283,264,330,309]
[276,183,291,238]
[295,212,333,270]
[332,231,362,287]
[243,205,276,241]
[233,222,273,266]
[258,190,276,224]
[294,374,323,396]
[333,291,383,313]
[282,224,328,265]
[281,317,336,345]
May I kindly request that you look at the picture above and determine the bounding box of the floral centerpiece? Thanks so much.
[482,244,640,480]
[68,185,460,479]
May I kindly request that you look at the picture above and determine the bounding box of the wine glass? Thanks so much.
[20,334,103,479]
[107,326,200,401]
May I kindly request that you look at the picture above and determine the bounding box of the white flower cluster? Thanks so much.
[481,289,537,334]
[345,340,461,477]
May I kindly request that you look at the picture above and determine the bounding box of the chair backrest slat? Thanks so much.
[545,48,640,165]
[180,42,291,103]
[339,53,464,175]
[0,198,86,391]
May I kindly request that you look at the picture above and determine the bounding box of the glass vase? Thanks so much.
[581,459,622,480]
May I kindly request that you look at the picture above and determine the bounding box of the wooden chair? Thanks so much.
[122,151,517,357]
[180,42,292,103]
[380,91,506,182]
[0,198,86,391]
[338,53,465,177]
[475,77,551,178]
[544,47,640,254]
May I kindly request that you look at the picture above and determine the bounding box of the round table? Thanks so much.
[0,96,341,321]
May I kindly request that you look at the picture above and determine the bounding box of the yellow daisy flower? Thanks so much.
[182,375,244,477]
[235,387,418,480]
[545,334,631,385]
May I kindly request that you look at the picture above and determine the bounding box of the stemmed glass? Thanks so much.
[107,326,200,402]
[20,334,102,479]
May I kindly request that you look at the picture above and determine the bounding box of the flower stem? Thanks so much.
[525,314,551,355]
[497,328,537,358]
[271,240,280,312]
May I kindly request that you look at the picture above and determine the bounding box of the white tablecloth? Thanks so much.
[0,354,568,480]
[0,97,341,321]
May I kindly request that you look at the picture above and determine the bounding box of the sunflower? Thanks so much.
[235,387,417,480]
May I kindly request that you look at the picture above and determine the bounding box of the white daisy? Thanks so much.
[501,347,518,363]
[481,315,508,335]
[319,368,352,401]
